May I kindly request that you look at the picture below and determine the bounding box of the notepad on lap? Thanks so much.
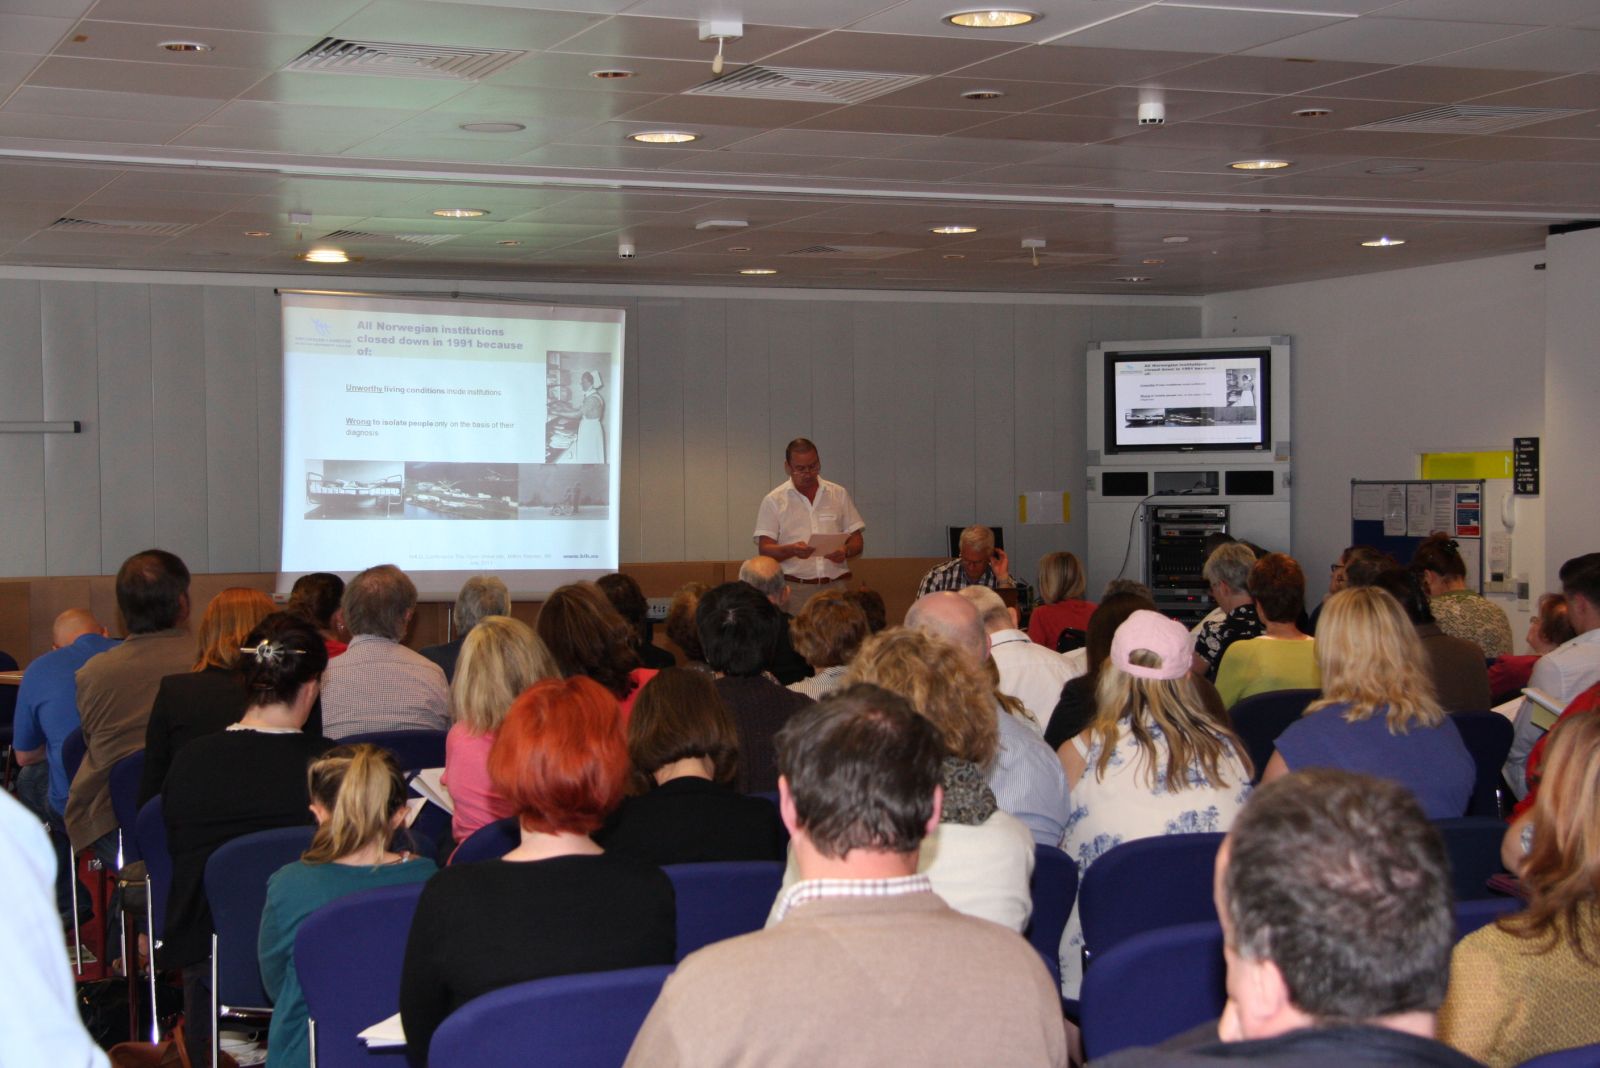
[359,1013,406,1048]
[410,767,454,814]
[1522,688,1566,731]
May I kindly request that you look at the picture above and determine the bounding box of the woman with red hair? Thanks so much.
[399,677,676,1061]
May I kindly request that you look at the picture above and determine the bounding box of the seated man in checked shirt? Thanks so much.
[319,564,449,739]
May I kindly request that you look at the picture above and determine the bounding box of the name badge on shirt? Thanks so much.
[816,512,840,531]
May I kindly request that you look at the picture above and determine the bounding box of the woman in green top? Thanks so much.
[1413,532,1513,658]
[257,745,436,1068]
[1214,553,1319,708]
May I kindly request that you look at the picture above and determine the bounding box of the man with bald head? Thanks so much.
[905,592,1071,847]
[739,555,813,686]
[13,608,119,919]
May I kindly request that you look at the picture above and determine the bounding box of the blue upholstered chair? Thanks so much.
[1455,895,1521,939]
[448,815,519,865]
[662,861,783,961]
[427,965,674,1068]
[1515,1042,1600,1067]
[1436,816,1511,902]
[1078,832,1224,968]
[1449,710,1515,818]
[1023,845,1078,989]
[340,730,446,774]
[1227,689,1318,782]
[108,749,146,867]
[1080,921,1226,1059]
[295,882,428,1068]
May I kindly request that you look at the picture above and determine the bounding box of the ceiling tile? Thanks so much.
[237,71,471,109]
[482,52,710,93]
[1246,17,1528,65]
[0,11,74,54]
[426,84,664,122]
[1376,0,1599,27]
[844,0,1152,42]
[955,111,1139,143]
[200,98,407,135]
[63,20,314,68]
[1428,26,1600,72]
[788,105,997,136]
[169,124,375,154]
[1039,86,1271,123]
[619,0,902,29]
[958,44,1205,84]
[508,142,701,168]
[1461,71,1600,107]
[605,93,840,126]
[889,135,1065,164]
[0,49,38,95]
[329,2,602,51]
[1202,93,1429,129]
[0,110,192,143]
[342,134,544,163]
[82,0,370,34]
[26,55,270,97]
[655,150,853,176]
[550,16,815,62]
[816,156,996,181]
[1150,54,1389,94]
[1311,63,1558,102]
[0,0,93,14]
[864,76,1101,112]
[2,83,224,122]
[754,30,1021,75]
[722,128,924,157]
[1049,7,1350,55]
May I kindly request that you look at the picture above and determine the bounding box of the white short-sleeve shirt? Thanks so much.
[753,478,865,581]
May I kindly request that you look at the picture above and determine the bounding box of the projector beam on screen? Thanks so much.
[276,290,626,599]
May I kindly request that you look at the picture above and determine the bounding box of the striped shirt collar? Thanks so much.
[770,873,933,924]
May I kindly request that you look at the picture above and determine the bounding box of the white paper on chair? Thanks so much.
[359,1013,406,1048]
[410,767,454,814]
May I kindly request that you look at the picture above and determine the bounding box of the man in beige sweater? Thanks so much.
[626,684,1067,1067]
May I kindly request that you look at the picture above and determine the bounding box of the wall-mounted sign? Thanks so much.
[1513,437,1540,496]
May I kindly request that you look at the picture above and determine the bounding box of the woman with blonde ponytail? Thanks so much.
[257,744,437,1068]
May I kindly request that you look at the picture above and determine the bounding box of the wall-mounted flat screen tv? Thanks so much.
[1104,348,1271,454]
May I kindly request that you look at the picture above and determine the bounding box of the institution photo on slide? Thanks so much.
[546,350,610,464]
[518,463,610,520]
[305,460,404,519]
[403,462,519,520]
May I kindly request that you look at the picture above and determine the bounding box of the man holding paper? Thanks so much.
[754,438,865,612]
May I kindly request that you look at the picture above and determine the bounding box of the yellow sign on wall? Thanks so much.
[1420,451,1513,480]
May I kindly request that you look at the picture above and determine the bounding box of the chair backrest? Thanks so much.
[1455,896,1521,940]
[428,965,674,1068]
[663,861,784,961]
[204,826,317,1011]
[1228,689,1319,781]
[1436,816,1510,902]
[108,750,147,866]
[136,797,172,940]
[62,726,87,782]
[339,730,447,773]
[295,882,427,1068]
[1450,711,1515,818]
[1515,1042,1600,1067]
[1023,845,1079,989]
[1078,833,1224,964]
[449,815,520,865]
[1080,921,1226,1060]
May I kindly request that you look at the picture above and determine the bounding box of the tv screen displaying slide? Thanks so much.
[278,291,625,597]
[1105,349,1270,454]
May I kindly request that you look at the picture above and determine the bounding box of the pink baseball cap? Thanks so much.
[1111,609,1194,680]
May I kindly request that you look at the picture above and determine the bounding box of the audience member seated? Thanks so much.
[916,524,1035,617]
[419,576,509,683]
[161,613,335,1063]
[596,669,785,865]
[738,556,813,685]
[663,582,712,675]
[1104,578,1154,601]
[1305,545,1354,636]
[1214,554,1318,709]
[628,687,1066,1068]
[139,586,276,803]
[845,587,888,635]
[1440,713,1600,1067]
[1029,550,1097,651]
[1101,770,1475,1068]
[399,677,675,1062]
[597,572,675,672]
[1263,587,1474,819]
[443,616,559,843]
[1372,567,1492,713]
[257,745,436,1068]
[800,626,1036,931]
[1508,553,1600,798]
[786,589,869,701]
[1414,533,1514,658]
[907,592,1069,849]
[67,549,195,867]
[536,581,656,719]
[697,582,813,794]
[286,572,348,658]
[321,565,449,739]
[1513,679,1600,819]
[1058,609,1253,998]
[1341,544,1398,589]
[961,584,1080,734]
[1489,593,1574,702]
[1047,591,1155,752]
[12,608,117,923]
[1194,542,1262,681]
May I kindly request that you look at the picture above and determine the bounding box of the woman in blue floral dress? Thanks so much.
[1057,609,1253,997]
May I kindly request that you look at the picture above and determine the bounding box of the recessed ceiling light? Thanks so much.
[1361,236,1406,247]
[962,89,1007,101]
[243,230,271,238]
[1291,107,1332,118]
[1141,258,1165,265]
[459,122,525,134]
[1365,164,1425,175]
[728,246,751,253]
[299,248,349,264]
[432,208,489,218]
[943,9,1040,29]
[942,253,967,260]
[739,268,778,275]
[159,40,211,52]
[628,130,699,144]
[1117,276,1151,283]
[1229,159,1292,170]
[591,69,635,79]
[1162,235,1190,244]
[930,225,978,234]
[496,240,523,247]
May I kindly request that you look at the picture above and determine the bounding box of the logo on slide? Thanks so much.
[311,317,334,338]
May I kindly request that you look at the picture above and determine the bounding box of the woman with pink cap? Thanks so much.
[1056,608,1254,998]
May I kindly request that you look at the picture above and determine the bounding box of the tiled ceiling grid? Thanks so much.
[0,0,1597,293]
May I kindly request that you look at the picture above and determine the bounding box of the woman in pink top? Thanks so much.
[443,616,560,842]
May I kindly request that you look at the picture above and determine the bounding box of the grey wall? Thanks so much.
[1543,226,1600,592]
[0,272,1199,583]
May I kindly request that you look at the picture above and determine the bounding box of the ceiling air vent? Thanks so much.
[684,66,927,105]
[1352,105,1587,135]
[784,244,916,260]
[321,229,459,246]
[285,38,526,81]
[49,217,196,237]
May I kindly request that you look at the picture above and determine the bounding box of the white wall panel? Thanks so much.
[850,303,900,559]
[724,301,773,556]
[636,299,688,563]
[806,301,856,502]
[40,281,101,576]
[616,299,643,565]
[95,283,156,569]
[931,304,977,539]
[680,299,729,561]
[149,284,211,570]
[255,289,283,570]
[202,286,260,572]
[0,280,46,576]
[889,306,941,557]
